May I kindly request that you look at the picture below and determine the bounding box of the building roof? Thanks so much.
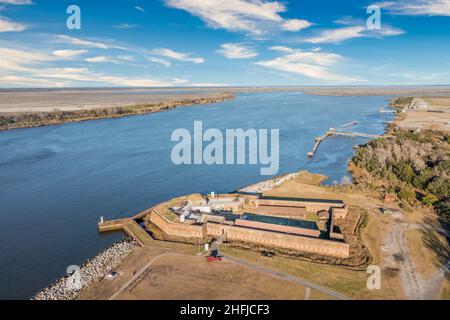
[260,195,344,205]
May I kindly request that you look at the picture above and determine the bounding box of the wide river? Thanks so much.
[0,92,394,299]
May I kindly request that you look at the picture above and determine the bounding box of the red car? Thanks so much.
[207,256,222,262]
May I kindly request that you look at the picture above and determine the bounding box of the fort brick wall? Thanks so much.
[234,219,321,238]
[149,209,350,258]
[257,199,335,213]
[149,209,203,239]
[332,205,349,219]
[225,225,349,258]
[256,205,307,218]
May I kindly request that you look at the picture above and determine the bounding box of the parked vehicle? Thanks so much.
[207,256,222,262]
[261,251,275,258]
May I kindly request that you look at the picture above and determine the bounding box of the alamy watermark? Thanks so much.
[66,265,82,291]
[67,5,81,30]
[367,265,382,290]
[171,121,280,176]
[367,5,382,30]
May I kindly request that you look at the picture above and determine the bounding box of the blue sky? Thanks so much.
[0,0,449,87]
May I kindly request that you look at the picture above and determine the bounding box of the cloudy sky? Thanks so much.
[0,0,449,87]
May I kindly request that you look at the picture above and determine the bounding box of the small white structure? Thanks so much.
[204,243,210,252]
[105,271,119,280]
[100,216,104,224]
[191,206,212,213]
[209,198,245,212]
[180,215,186,223]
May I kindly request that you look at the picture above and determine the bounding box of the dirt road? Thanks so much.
[382,212,449,299]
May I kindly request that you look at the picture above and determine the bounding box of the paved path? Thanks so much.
[223,255,350,300]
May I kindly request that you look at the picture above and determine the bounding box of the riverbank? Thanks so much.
[32,240,137,300]
[3,86,450,131]
[239,170,327,193]
[0,92,234,131]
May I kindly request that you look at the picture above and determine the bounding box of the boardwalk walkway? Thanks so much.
[99,218,154,247]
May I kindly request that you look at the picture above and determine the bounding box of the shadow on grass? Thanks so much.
[421,216,450,270]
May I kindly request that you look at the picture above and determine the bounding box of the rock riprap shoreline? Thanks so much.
[32,240,137,300]
[240,171,303,193]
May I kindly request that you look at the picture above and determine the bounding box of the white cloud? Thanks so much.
[147,56,172,67]
[269,45,294,53]
[113,23,139,29]
[85,55,136,64]
[0,16,26,32]
[255,47,362,82]
[164,0,312,35]
[282,19,312,32]
[117,55,135,62]
[85,56,112,63]
[217,43,258,59]
[0,0,33,4]
[0,0,31,32]
[372,25,406,37]
[0,47,56,72]
[54,35,128,50]
[151,48,204,64]
[302,23,405,44]
[52,49,87,59]
[377,0,450,16]
[304,26,367,43]
[134,6,145,13]
[0,46,186,87]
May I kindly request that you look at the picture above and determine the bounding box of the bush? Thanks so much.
[397,186,416,204]
[435,200,450,222]
[426,178,450,200]
[392,162,415,184]
[436,160,450,174]
[412,169,434,189]
[421,194,439,206]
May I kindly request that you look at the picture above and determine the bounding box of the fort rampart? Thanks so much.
[148,206,350,258]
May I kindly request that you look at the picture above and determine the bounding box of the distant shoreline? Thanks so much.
[2,86,450,131]
[0,92,234,131]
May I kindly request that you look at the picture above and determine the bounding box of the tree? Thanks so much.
[421,194,438,206]
[412,169,433,190]
[398,186,416,204]
[435,200,450,221]
[393,162,415,184]
[427,178,450,200]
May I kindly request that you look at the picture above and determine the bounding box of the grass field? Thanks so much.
[80,245,334,300]
[405,228,444,278]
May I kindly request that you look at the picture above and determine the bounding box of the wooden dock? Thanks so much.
[307,134,328,157]
[341,121,358,128]
[329,130,381,139]
[99,217,154,247]
[308,129,381,157]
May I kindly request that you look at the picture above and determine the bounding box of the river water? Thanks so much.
[0,92,394,299]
